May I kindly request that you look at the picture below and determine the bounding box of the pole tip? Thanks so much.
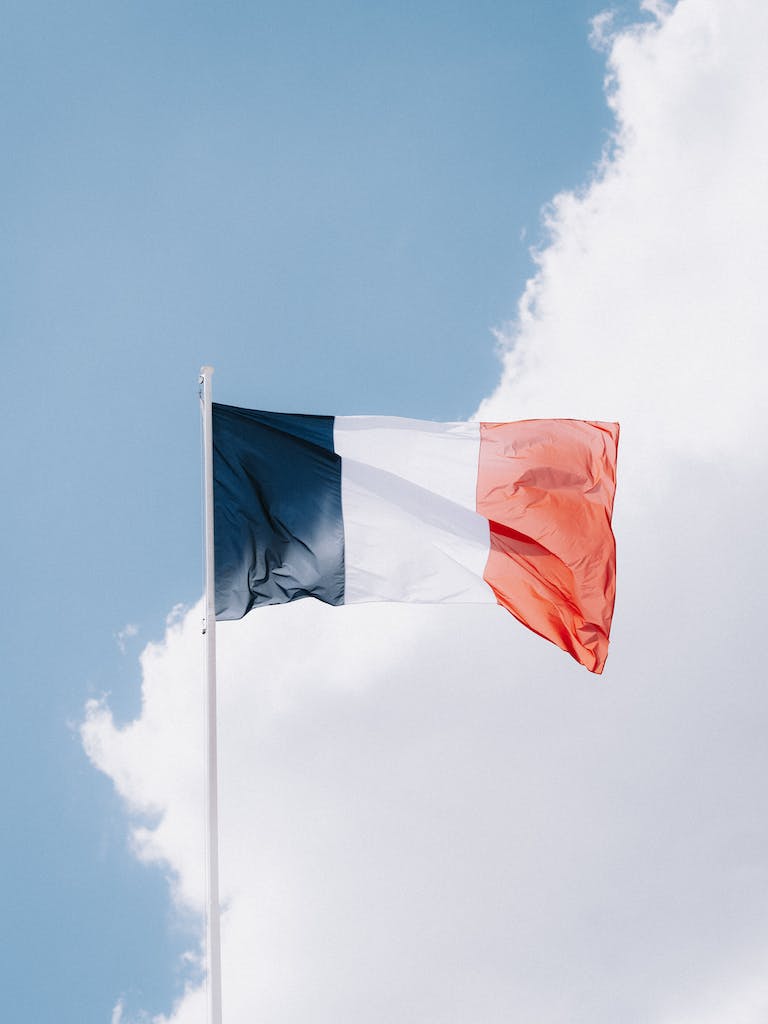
[200,365,215,377]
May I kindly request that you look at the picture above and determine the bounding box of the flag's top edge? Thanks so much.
[213,403,618,432]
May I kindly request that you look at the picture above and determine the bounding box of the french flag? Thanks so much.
[213,404,619,673]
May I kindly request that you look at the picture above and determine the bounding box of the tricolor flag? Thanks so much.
[212,405,619,673]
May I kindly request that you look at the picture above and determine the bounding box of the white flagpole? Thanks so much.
[199,366,223,1024]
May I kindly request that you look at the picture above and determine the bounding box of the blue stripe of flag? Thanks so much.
[212,404,345,619]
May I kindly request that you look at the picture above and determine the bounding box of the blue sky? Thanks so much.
[8,2,768,1022]
[2,3,615,1019]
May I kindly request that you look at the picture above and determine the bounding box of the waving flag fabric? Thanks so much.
[212,404,619,673]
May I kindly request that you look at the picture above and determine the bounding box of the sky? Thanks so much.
[3,0,768,1021]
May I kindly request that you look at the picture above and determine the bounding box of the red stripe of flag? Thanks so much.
[477,420,619,673]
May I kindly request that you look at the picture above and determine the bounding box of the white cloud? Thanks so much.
[480,0,766,469]
[84,606,206,912]
[84,1,768,1021]
[115,623,139,655]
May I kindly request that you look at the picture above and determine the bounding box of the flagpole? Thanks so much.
[200,365,223,1024]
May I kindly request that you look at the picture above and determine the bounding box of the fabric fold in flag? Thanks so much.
[212,403,619,673]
